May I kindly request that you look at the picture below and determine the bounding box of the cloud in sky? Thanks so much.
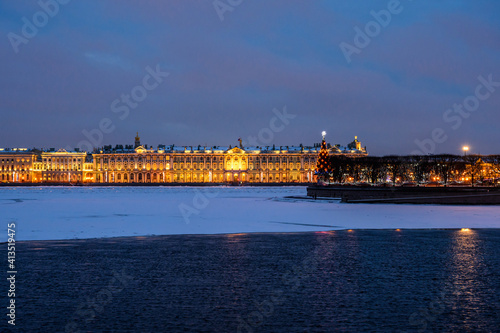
[1,0,499,155]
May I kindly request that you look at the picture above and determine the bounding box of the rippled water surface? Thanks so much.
[3,229,499,332]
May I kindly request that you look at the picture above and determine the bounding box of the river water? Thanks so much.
[3,229,499,332]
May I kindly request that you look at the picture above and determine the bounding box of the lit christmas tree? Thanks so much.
[315,131,331,183]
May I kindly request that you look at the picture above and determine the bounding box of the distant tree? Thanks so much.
[384,155,404,185]
[431,154,461,185]
[329,155,348,183]
[463,155,483,186]
[397,156,416,183]
[346,157,362,182]
[480,155,500,184]
[361,156,385,184]
[489,156,500,182]
[409,155,433,183]
[322,153,498,186]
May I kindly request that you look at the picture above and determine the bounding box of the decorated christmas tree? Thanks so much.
[315,131,331,183]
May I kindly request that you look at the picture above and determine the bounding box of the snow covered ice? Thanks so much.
[1,186,499,241]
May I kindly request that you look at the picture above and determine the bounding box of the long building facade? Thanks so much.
[0,134,368,184]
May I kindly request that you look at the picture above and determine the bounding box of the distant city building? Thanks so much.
[0,133,368,184]
[0,148,34,183]
[37,150,91,183]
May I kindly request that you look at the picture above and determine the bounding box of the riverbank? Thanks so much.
[307,185,500,205]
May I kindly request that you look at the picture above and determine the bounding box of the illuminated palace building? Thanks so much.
[0,133,367,184]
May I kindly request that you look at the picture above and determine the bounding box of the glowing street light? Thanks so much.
[462,146,469,156]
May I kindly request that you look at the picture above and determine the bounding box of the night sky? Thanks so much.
[1,0,499,155]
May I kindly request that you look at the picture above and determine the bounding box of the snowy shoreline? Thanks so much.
[2,186,499,241]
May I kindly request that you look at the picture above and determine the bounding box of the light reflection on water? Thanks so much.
[6,230,500,332]
[446,229,491,331]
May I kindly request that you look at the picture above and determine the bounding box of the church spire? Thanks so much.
[134,132,141,148]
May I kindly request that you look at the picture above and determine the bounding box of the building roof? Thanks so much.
[91,143,367,155]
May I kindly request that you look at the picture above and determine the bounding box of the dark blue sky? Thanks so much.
[1,0,499,155]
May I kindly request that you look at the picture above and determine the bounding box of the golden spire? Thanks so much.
[134,132,141,148]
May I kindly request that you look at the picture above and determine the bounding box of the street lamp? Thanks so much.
[462,146,469,157]
[462,146,472,187]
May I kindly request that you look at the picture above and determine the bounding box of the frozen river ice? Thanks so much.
[1,186,499,241]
